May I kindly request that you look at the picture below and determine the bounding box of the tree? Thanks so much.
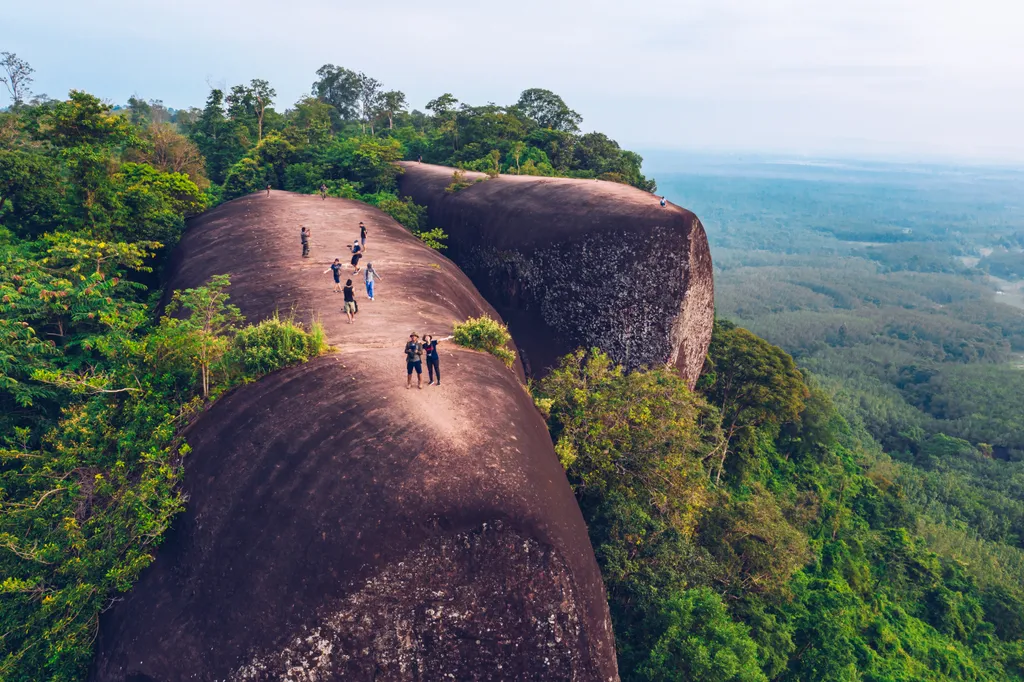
[125,122,209,189]
[538,349,720,534]
[312,64,361,120]
[515,88,582,133]
[0,148,61,236]
[426,93,460,150]
[635,588,767,682]
[155,275,243,398]
[186,88,245,184]
[0,52,33,105]
[511,141,525,173]
[249,78,276,141]
[357,73,382,135]
[698,320,808,482]
[379,90,407,130]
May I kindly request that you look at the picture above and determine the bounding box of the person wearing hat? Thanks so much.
[405,332,424,389]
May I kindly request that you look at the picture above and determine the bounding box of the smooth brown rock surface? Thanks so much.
[89,191,619,682]
[396,163,714,388]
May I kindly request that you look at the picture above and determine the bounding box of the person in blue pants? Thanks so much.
[364,262,381,300]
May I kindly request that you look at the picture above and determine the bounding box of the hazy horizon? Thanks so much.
[6,0,1024,164]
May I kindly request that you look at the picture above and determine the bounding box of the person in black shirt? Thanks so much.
[405,332,423,389]
[301,226,310,258]
[350,240,363,273]
[359,221,367,248]
[422,334,451,386]
[323,258,343,292]
[343,279,356,323]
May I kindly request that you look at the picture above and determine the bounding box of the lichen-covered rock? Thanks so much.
[396,163,714,388]
[89,192,619,682]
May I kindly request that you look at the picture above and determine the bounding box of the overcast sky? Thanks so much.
[6,0,1024,164]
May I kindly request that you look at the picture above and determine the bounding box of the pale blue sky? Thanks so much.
[5,0,1024,163]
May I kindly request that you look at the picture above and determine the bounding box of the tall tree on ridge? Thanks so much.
[379,90,407,130]
[0,51,34,105]
[357,74,382,135]
[312,64,361,121]
[249,78,276,141]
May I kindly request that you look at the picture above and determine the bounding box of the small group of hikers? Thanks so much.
[315,221,379,322]
[404,332,448,388]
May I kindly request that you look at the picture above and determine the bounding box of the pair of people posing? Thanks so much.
[405,332,446,388]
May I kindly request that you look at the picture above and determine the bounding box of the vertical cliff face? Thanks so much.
[90,192,619,682]
[396,163,714,388]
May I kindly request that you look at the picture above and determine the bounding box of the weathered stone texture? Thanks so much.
[89,192,619,682]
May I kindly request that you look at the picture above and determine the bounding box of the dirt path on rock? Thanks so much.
[166,190,523,456]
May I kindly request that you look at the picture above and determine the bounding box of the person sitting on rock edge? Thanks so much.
[660,196,667,207]
[405,333,424,389]
[343,279,356,323]
[324,258,343,292]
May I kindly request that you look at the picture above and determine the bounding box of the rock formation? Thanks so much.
[396,163,714,388]
[90,191,619,682]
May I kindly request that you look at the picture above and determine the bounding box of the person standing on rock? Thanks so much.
[423,334,451,386]
[350,239,363,273]
[343,279,357,323]
[324,258,344,292]
[320,183,328,200]
[364,262,381,300]
[359,221,367,248]
[301,226,311,258]
[405,333,424,389]
[266,184,271,197]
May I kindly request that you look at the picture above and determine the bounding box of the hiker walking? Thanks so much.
[423,334,452,386]
[359,221,367,248]
[301,226,311,258]
[405,333,424,389]
[364,262,381,300]
[350,239,363,273]
[342,279,356,323]
[320,183,328,200]
[324,258,344,292]
[266,184,271,196]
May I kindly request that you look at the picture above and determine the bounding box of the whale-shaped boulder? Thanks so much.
[90,191,619,682]
[396,162,714,388]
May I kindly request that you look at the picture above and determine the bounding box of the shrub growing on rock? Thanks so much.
[452,315,515,367]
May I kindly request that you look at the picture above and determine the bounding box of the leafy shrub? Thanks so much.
[231,314,328,375]
[413,226,448,250]
[371,193,426,230]
[221,157,266,200]
[445,169,474,193]
[451,315,515,367]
